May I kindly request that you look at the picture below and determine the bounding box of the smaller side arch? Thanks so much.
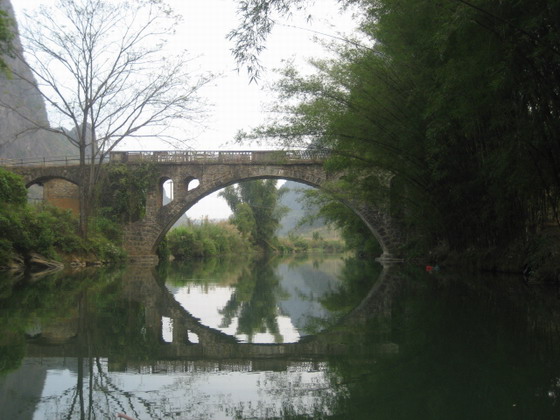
[183,175,200,191]
[24,175,80,190]
[158,177,174,208]
[26,176,80,215]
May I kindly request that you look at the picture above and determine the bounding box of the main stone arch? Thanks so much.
[123,161,404,264]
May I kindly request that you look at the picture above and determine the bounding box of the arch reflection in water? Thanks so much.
[167,255,359,343]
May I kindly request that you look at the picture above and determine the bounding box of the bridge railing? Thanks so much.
[0,149,328,167]
[0,155,82,167]
[109,150,328,164]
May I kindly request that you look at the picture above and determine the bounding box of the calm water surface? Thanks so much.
[1,254,559,419]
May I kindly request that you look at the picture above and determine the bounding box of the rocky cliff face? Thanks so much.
[0,0,74,159]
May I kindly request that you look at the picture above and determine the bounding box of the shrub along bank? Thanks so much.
[0,167,125,271]
[276,235,346,254]
[165,220,347,261]
[166,221,252,260]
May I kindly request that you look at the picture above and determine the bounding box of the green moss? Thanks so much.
[97,163,158,224]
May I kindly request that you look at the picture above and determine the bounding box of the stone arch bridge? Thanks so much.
[4,150,404,262]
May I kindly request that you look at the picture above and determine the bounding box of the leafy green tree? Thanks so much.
[367,0,560,249]
[230,202,257,240]
[237,0,560,255]
[220,180,287,251]
[0,167,26,206]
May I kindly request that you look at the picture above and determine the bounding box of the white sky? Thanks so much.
[12,0,358,219]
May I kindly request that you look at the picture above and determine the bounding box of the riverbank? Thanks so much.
[427,227,560,283]
[1,249,126,281]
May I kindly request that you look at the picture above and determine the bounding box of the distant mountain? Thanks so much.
[0,0,75,159]
[277,180,331,238]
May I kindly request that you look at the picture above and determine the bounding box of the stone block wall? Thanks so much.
[43,179,80,215]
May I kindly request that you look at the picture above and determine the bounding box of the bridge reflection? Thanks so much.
[0,262,407,419]
[24,262,402,370]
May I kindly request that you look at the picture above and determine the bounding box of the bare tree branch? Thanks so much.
[9,0,214,236]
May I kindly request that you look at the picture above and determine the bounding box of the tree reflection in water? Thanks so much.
[0,268,165,419]
[2,260,560,419]
[168,253,353,343]
[219,257,284,343]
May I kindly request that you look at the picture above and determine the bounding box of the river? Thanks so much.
[0,254,559,419]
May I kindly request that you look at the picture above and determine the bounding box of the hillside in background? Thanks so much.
[0,0,75,159]
[277,180,339,239]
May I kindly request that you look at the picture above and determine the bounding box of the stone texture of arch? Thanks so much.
[123,161,404,264]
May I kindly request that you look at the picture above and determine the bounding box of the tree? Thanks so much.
[228,0,367,80]
[227,0,312,82]
[235,0,560,253]
[220,180,287,251]
[7,0,213,237]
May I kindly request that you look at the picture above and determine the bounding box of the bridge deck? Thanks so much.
[0,150,328,167]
